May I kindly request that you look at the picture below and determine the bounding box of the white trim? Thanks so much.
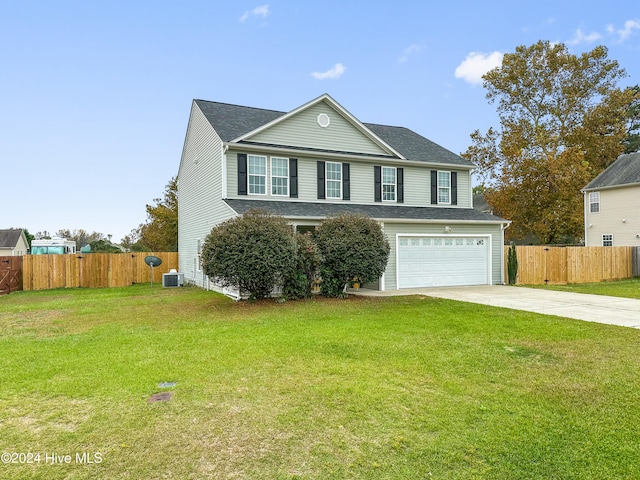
[583,190,589,246]
[317,113,330,128]
[382,166,396,202]
[270,156,289,197]
[589,191,600,213]
[582,181,640,192]
[222,150,228,198]
[325,161,342,199]
[395,233,492,289]
[380,222,385,291]
[248,154,267,196]
[437,171,451,205]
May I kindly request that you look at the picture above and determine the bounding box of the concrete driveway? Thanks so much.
[351,285,640,328]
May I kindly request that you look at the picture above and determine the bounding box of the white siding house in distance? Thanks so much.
[0,229,29,256]
[583,152,640,247]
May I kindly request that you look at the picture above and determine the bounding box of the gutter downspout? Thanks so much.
[501,221,511,285]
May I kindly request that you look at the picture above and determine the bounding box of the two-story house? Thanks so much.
[583,152,640,246]
[177,94,509,295]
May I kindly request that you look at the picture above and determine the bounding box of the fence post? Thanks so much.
[633,247,640,277]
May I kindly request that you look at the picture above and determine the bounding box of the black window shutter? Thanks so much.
[289,158,298,198]
[238,153,247,196]
[430,170,437,204]
[374,166,382,202]
[342,163,350,200]
[451,171,457,205]
[317,161,325,199]
[397,167,404,203]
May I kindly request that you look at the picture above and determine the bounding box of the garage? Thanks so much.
[397,235,490,288]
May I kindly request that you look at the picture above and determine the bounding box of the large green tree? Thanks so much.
[139,177,178,252]
[463,41,634,244]
[623,85,640,154]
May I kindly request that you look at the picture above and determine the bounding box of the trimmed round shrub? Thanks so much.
[314,213,390,297]
[201,210,296,299]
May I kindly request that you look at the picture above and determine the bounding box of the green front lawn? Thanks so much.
[523,277,640,299]
[1,285,640,479]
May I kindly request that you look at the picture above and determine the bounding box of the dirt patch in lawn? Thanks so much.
[0,310,67,337]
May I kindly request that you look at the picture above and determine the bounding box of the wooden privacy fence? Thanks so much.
[505,246,634,285]
[18,252,178,291]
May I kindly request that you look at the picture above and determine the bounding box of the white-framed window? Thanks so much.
[271,157,289,196]
[589,191,600,213]
[326,162,342,199]
[602,234,613,247]
[248,155,266,195]
[382,166,396,201]
[438,171,451,204]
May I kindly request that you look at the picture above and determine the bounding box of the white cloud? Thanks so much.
[239,4,269,22]
[398,43,424,63]
[311,63,346,80]
[454,51,503,85]
[607,19,640,42]
[566,28,602,46]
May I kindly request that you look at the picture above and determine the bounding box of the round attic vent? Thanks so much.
[317,113,330,128]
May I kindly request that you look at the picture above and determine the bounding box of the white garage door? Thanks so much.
[397,236,490,288]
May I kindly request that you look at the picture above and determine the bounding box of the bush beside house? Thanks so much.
[201,210,296,300]
[201,211,389,300]
[315,213,390,297]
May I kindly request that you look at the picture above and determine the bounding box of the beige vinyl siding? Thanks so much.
[227,152,474,208]
[248,101,391,156]
[584,185,640,246]
[382,222,505,290]
[178,103,236,287]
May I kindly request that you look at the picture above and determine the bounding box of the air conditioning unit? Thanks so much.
[162,270,184,288]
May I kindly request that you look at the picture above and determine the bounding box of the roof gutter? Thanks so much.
[224,142,474,170]
[262,214,509,225]
[581,181,640,192]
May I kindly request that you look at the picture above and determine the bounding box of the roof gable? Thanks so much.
[233,94,402,158]
[193,95,473,167]
[584,152,640,190]
[241,96,399,157]
[0,229,25,248]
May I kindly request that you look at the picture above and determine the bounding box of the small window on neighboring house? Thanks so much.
[197,239,203,271]
[271,157,289,196]
[602,234,613,247]
[589,191,600,213]
[248,155,266,195]
[326,162,342,199]
[382,167,396,201]
[438,171,451,204]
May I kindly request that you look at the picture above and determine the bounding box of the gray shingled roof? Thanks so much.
[0,229,24,248]
[584,152,640,190]
[224,199,507,223]
[194,99,472,167]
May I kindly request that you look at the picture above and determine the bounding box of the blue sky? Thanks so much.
[2,1,639,242]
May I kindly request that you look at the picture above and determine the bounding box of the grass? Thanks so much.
[1,284,640,479]
[522,277,640,299]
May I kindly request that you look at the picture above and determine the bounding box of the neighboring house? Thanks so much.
[583,152,640,247]
[0,229,29,256]
[177,94,509,295]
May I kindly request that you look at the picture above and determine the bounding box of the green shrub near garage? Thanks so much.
[315,213,390,297]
